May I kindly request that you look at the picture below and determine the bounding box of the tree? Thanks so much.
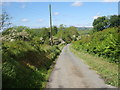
[56,25,79,43]
[109,15,120,27]
[93,15,120,32]
[13,26,30,32]
[57,24,66,38]
[59,24,65,31]
[52,26,58,36]
[93,16,109,31]
[0,10,12,31]
[2,26,30,36]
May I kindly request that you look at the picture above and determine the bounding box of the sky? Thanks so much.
[1,1,119,28]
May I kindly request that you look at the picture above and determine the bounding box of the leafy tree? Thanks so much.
[0,10,12,31]
[109,15,120,27]
[56,25,79,43]
[59,24,66,31]
[2,26,30,36]
[40,28,50,40]
[13,26,30,32]
[93,15,120,32]
[52,26,58,36]
[57,24,66,38]
[93,16,109,31]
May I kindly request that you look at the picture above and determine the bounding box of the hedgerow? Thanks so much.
[72,27,120,63]
[2,28,61,88]
[2,40,61,88]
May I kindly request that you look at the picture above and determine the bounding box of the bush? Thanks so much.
[2,40,61,88]
[72,27,120,63]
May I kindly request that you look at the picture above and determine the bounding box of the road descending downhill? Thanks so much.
[46,44,115,88]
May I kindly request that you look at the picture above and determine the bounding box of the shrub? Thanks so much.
[2,40,61,88]
[72,27,120,63]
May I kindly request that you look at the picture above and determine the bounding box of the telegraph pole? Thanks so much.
[49,4,53,46]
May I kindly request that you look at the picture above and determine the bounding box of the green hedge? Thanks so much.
[72,27,120,63]
[2,40,61,88]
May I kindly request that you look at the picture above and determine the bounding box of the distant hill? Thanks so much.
[76,27,93,31]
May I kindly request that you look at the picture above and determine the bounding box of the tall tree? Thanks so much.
[93,15,120,32]
[93,16,109,31]
[0,10,12,31]
[52,26,58,36]
[109,15,120,27]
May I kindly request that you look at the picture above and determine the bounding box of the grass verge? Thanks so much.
[42,60,56,88]
[70,46,118,87]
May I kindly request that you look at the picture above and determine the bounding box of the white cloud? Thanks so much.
[103,0,119,2]
[21,18,29,22]
[21,4,26,8]
[53,12,59,16]
[38,19,44,22]
[93,15,100,19]
[72,1,83,6]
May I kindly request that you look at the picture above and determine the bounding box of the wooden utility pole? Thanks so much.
[49,4,53,46]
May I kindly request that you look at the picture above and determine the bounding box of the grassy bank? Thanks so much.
[70,46,118,87]
[2,40,63,88]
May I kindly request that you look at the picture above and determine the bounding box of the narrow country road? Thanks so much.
[46,44,114,88]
